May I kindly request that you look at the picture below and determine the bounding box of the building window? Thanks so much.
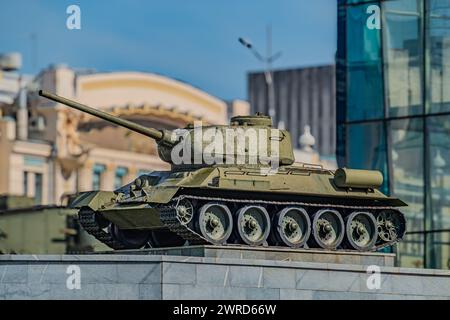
[23,171,29,196]
[34,173,43,204]
[92,164,106,190]
[114,167,128,189]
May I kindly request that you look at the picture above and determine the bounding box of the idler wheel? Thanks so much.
[309,209,344,250]
[176,199,194,225]
[271,207,311,248]
[235,206,270,246]
[109,224,151,249]
[196,203,233,244]
[376,210,406,243]
[344,211,378,251]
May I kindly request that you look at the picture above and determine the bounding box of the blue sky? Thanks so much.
[0,0,337,100]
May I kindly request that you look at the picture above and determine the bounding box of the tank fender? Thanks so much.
[69,191,117,210]
[146,186,180,204]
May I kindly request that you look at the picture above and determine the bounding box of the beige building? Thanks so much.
[0,65,249,205]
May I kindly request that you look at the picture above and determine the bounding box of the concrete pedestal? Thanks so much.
[0,246,449,300]
[103,245,396,267]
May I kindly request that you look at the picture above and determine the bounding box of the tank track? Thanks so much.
[78,208,127,250]
[159,194,406,251]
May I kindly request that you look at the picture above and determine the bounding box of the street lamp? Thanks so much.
[238,26,282,122]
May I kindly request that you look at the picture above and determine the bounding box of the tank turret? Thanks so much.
[39,90,295,167]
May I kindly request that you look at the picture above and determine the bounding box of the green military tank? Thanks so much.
[39,90,406,252]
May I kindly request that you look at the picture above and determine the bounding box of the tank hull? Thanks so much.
[71,165,406,251]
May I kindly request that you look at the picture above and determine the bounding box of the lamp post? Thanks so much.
[239,25,282,123]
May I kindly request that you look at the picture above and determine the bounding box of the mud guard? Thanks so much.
[145,186,180,204]
[69,191,117,210]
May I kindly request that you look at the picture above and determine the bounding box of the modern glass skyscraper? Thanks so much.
[337,0,450,269]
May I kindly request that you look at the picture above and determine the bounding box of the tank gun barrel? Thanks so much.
[38,90,168,143]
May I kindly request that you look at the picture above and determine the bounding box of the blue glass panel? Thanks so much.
[428,0,450,114]
[345,0,378,5]
[427,115,450,268]
[389,118,424,268]
[347,4,384,121]
[336,124,347,167]
[347,121,388,193]
[383,0,423,117]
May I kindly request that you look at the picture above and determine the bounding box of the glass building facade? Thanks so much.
[337,0,450,269]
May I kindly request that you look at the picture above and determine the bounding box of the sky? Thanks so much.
[0,0,337,100]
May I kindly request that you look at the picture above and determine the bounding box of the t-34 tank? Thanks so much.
[39,90,406,251]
